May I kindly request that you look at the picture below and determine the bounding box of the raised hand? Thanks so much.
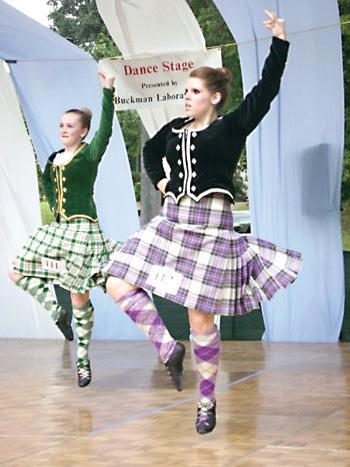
[98,67,115,89]
[262,10,286,41]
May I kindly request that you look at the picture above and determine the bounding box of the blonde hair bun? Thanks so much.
[80,107,92,127]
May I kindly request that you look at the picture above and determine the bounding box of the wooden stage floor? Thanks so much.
[1,339,350,466]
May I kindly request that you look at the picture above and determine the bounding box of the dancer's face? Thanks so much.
[59,113,87,149]
[184,77,221,119]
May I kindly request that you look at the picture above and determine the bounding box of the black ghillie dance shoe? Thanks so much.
[77,360,91,388]
[196,401,216,435]
[56,308,73,341]
[165,342,185,391]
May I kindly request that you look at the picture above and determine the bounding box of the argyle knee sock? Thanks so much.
[117,288,176,362]
[16,276,62,322]
[73,301,94,368]
[191,324,221,406]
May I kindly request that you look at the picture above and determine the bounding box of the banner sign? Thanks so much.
[101,48,222,111]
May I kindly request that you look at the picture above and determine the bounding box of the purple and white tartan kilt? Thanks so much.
[104,194,302,316]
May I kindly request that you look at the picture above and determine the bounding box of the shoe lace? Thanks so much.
[78,366,90,379]
[197,403,214,424]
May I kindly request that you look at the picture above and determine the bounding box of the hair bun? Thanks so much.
[80,107,92,120]
[217,67,232,84]
[79,107,92,130]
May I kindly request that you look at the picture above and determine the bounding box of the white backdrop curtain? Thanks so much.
[214,0,344,341]
[0,62,60,337]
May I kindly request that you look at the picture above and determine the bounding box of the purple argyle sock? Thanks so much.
[117,288,176,363]
[191,325,221,405]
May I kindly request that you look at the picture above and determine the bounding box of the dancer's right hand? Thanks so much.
[157,178,169,194]
[98,67,115,89]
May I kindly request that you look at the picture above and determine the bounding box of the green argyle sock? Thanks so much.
[73,301,94,367]
[16,276,62,322]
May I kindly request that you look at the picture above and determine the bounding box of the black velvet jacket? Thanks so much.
[143,37,289,204]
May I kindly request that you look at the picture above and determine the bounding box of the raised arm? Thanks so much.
[88,68,116,161]
[226,11,289,136]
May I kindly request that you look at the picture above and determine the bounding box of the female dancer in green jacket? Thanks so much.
[9,69,120,388]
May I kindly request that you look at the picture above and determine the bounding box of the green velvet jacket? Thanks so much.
[42,87,114,222]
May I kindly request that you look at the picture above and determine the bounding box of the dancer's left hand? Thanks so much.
[262,10,286,41]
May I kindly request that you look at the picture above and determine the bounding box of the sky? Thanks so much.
[4,0,50,27]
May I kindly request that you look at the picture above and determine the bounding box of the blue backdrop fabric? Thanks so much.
[0,0,142,339]
[214,0,344,342]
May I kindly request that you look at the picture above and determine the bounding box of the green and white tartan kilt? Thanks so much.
[13,219,122,293]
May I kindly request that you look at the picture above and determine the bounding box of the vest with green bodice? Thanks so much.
[42,87,114,222]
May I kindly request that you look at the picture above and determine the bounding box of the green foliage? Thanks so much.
[35,157,44,200]
[339,0,350,15]
[339,0,350,203]
[41,201,54,225]
[342,201,350,250]
[134,182,141,202]
[187,0,243,113]
[116,110,141,187]
[342,150,350,203]
[47,0,119,59]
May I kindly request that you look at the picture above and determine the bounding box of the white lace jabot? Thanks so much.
[53,151,74,166]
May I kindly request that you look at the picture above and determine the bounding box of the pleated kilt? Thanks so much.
[104,194,302,316]
[13,218,122,293]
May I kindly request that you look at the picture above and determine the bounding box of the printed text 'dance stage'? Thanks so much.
[123,60,194,76]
